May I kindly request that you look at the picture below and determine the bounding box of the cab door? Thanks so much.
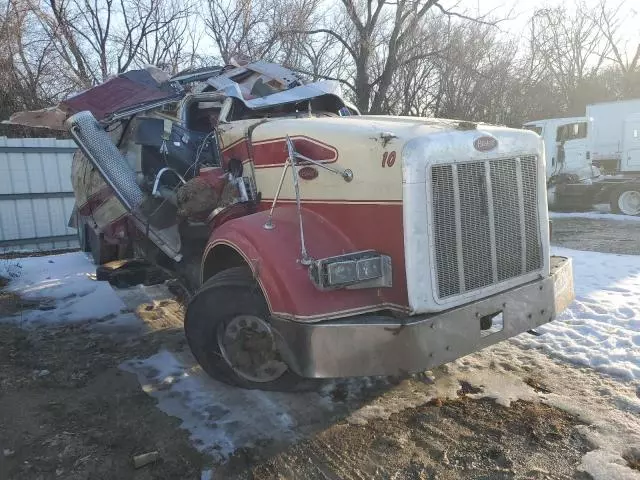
[168,94,224,177]
[168,122,207,177]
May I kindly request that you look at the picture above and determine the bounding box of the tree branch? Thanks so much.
[287,66,356,93]
[432,2,502,27]
[281,28,357,60]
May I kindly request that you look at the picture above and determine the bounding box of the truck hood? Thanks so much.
[341,115,515,139]
[310,115,539,157]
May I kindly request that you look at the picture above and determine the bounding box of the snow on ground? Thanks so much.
[550,210,640,222]
[513,246,640,381]
[116,243,640,474]
[0,252,128,326]
[117,347,545,462]
[3,246,638,382]
[2,244,639,382]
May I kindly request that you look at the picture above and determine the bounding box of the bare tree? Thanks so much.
[529,2,610,111]
[595,0,640,97]
[204,0,278,63]
[380,13,445,116]
[203,0,322,68]
[431,20,519,124]
[292,34,350,84]
[25,0,191,87]
[1,0,65,113]
[284,0,503,113]
[136,2,200,74]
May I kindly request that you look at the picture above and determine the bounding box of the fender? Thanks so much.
[202,205,409,322]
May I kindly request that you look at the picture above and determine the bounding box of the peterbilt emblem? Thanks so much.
[473,136,498,152]
[298,166,319,180]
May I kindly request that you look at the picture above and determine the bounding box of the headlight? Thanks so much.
[309,250,392,290]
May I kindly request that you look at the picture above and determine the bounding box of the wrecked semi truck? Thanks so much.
[9,61,574,390]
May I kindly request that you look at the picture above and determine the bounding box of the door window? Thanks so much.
[556,122,587,142]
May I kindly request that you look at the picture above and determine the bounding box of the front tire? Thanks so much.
[610,185,640,216]
[184,267,304,391]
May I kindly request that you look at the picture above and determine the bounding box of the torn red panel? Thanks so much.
[61,77,171,121]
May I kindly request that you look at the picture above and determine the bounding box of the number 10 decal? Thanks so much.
[382,151,396,168]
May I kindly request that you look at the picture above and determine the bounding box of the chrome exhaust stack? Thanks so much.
[67,111,183,261]
[67,111,145,210]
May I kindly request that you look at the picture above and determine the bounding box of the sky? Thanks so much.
[469,0,638,56]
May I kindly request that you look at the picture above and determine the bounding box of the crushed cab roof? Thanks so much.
[4,60,355,130]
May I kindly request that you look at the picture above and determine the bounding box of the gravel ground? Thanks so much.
[551,218,640,255]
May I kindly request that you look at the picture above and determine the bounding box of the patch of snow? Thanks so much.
[580,451,639,480]
[550,210,640,222]
[0,252,127,326]
[463,368,539,407]
[121,350,421,462]
[200,469,214,480]
[513,246,640,381]
[122,321,640,478]
[120,350,333,461]
[116,283,176,312]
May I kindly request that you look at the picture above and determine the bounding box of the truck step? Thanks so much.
[96,259,171,289]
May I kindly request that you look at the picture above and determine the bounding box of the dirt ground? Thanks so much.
[551,216,640,254]
[1,215,639,480]
[0,317,596,480]
[0,308,204,480]
[230,400,592,480]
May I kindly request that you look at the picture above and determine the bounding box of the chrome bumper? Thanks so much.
[272,256,574,378]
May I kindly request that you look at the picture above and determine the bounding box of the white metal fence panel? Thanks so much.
[0,137,80,252]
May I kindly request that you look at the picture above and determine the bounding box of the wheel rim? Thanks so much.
[618,190,640,215]
[217,315,288,383]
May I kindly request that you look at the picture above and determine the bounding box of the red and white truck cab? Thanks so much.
[203,115,574,387]
[9,61,574,390]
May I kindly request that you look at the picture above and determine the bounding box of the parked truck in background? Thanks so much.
[587,99,640,173]
[523,117,596,207]
[7,61,575,391]
[526,99,640,215]
[523,116,588,180]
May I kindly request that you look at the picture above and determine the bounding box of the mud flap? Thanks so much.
[66,111,182,261]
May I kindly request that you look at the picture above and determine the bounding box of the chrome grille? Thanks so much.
[431,166,459,297]
[430,156,542,299]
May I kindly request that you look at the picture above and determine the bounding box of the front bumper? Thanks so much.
[272,256,574,378]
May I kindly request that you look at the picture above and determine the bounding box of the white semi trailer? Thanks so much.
[587,99,640,173]
[527,99,640,215]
